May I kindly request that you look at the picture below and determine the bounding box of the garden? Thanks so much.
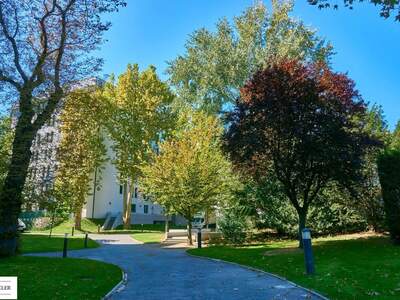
[0,0,400,299]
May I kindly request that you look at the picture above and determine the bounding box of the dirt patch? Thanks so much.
[263,247,302,256]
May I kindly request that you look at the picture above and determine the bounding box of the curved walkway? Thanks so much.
[30,234,325,300]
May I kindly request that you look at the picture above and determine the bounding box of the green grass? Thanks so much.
[20,234,99,254]
[30,218,185,235]
[29,218,103,234]
[188,234,400,299]
[131,231,164,243]
[0,256,122,300]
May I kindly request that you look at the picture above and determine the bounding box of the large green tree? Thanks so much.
[0,116,13,189]
[167,0,333,114]
[141,111,237,245]
[55,88,107,230]
[352,104,390,231]
[0,0,125,257]
[391,121,400,150]
[225,60,376,247]
[103,64,175,229]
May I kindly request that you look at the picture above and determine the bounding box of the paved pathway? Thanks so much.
[31,234,325,300]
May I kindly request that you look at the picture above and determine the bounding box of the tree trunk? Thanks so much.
[0,102,36,257]
[74,209,82,230]
[297,209,307,248]
[123,179,133,229]
[187,221,193,245]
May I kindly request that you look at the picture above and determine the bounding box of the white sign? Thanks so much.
[302,231,311,240]
[0,277,17,299]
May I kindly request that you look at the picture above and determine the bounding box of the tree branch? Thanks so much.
[0,3,28,82]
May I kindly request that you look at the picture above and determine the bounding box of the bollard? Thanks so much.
[97,224,100,233]
[197,228,202,249]
[84,233,88,248]
[71,226,75,236]
[63,233,68,258]
[141,224,144,233]
[302,228,315,275]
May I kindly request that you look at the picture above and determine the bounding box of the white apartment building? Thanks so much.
[17,82,186,225]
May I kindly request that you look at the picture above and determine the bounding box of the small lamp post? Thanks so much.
[197,228,202,249]
[84,232,88,248]
[302,228,315,275]
[63,233,68,258]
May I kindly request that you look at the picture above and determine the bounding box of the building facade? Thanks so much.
[15,85,184,225]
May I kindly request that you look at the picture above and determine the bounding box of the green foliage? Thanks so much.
[218,209,248,245]
[391,121,400,150]
[54,88,107,228]
[377,149,400,244]
[103,64,175,227]
[167,0,333,114]
[308,187,368,235]
[350,104,388,231]
[141,111,238,243]
[238,179,367,237]
[0,116,13,190]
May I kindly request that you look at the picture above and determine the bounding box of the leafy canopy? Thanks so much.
[167,0,333,114]
[225,59,376,243]
[55,88,107,225]
[103,64,175,183]
[141,111,237,222]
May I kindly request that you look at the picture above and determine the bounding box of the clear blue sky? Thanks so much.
[99,0,399,129]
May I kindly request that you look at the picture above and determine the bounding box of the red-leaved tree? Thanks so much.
[225,60,376,246]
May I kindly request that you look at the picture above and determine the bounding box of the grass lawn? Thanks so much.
[131,231,164,243]
[188,234,400,299]
[0,256,122,300]
[29,218,104,235]
[20,234,99,254]
[30,218,184,235]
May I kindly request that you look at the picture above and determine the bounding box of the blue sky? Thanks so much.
[99,0,399,129]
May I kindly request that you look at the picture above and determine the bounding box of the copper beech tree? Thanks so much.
[0,0,126,257]
[225,60,377,247]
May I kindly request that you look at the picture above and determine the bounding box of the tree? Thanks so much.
[54,88,107,230]
[141,111,237,245]
[391,121,400,150]
[0,0,126,257]
[103,64,175,229]
[308,0,400,22]
[0,116,13,189]
[167,0,333,115]
[353,104,389,231]
[225,60,375,247]
[377,149,400,244]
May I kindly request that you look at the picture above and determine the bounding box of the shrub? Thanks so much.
[238,178,367,237]
[218,210,248,245]
[377,150,400,244]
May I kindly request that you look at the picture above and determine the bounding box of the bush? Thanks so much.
[218,210,248,245]
[238,178,367,237]
[377,149,400,244]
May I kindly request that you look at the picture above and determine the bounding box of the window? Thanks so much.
[143,205,148,214]
[50,132,54,143]
[134,187,138,198]
[131,204,136,213]
[119,185,123,194]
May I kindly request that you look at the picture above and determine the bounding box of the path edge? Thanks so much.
[186,251,330,300]
[103,270,128,299]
